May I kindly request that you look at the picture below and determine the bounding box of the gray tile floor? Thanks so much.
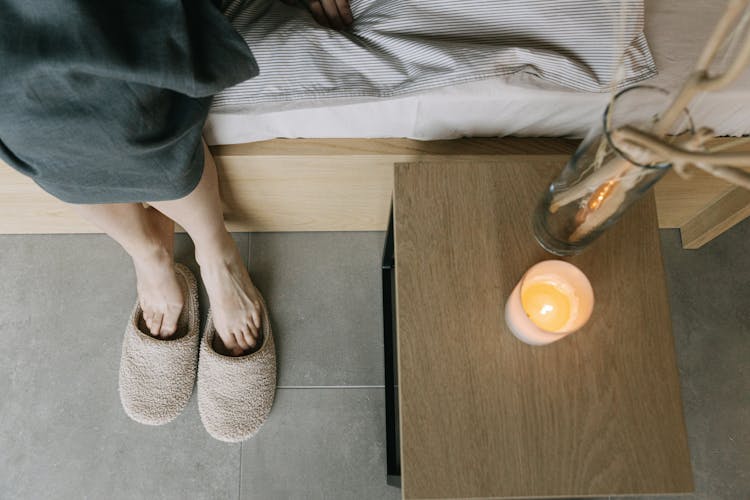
[0,220,747,500]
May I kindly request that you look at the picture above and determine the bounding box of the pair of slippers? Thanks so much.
[117,263,276,442]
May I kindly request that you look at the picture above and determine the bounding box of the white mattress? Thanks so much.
[205,0,750,145]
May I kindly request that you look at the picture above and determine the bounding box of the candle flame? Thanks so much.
[521,281,574,332]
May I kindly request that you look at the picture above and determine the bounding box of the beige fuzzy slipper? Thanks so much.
[118,263,200,426]
[197,293,277,443]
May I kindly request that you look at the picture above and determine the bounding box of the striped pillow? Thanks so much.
[214,0,655,107]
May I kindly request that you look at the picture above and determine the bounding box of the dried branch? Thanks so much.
[697,0,750,69]
[697,29,750,91]
[547,0,750,243]
[613,127,750,190]
[613,126,750,168]
[709,136,750,152]
[549,156,630,213]
[655,0,750,132]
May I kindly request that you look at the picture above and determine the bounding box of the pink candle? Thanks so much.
[505,260,594,345]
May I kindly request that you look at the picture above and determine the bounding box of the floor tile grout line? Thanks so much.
[238,442,243,500]
[246,231,252,266]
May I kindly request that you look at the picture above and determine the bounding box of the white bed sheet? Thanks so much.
[204,0,750,145]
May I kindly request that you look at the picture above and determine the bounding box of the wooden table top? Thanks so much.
[393,160,693,500]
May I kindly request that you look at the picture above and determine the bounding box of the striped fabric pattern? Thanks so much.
[213,0,655,108]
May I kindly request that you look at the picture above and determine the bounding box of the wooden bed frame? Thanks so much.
[1,137,748,249]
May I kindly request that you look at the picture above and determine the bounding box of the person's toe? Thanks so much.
[159,323,176,338]
[233,329,250,351]
[241,324,256,350]
[219,332,245,357]
[160,303,182,337]
[212,333,227,355]
[150,312,164,337]
[250,303,262,331]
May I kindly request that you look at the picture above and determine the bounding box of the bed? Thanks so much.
[205,0,750,144]
[2,0,748,248]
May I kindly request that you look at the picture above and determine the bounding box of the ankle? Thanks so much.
[194,231,237,268]
[130,239,172,266]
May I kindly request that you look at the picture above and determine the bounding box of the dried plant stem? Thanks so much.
[696,0,750,68]
[549,157,629,212]
[549,0,750,242]
[614,126,750,168]
[655,0,750,133]
[550,131,711,212]
[614,127,750,190]
[709,136,750,152]
[568,168,637,242]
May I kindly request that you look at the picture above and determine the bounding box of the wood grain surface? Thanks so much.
[0,138,576,234]
[211,137,579,157]
[211,138,578,233]
[680,185,750,249]
[654,166,750,228]
[0,137,746,243]
[393,160,693,499]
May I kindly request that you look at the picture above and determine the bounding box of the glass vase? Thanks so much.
[533,86,690,256]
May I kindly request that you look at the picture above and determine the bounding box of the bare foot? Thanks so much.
[212,329,261,357]
[195,233,263,357]
[133,208,184,339]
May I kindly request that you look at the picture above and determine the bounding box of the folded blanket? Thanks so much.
[213,0,655,108]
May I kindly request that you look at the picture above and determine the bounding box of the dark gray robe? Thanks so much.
[0,0,257,203]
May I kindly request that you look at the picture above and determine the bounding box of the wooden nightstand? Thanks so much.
[384,159,694,499]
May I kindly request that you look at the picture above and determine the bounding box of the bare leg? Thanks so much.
[69,202,183,338]
[149,141,262,357]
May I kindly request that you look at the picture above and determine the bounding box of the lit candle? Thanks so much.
[504,260,594,345]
